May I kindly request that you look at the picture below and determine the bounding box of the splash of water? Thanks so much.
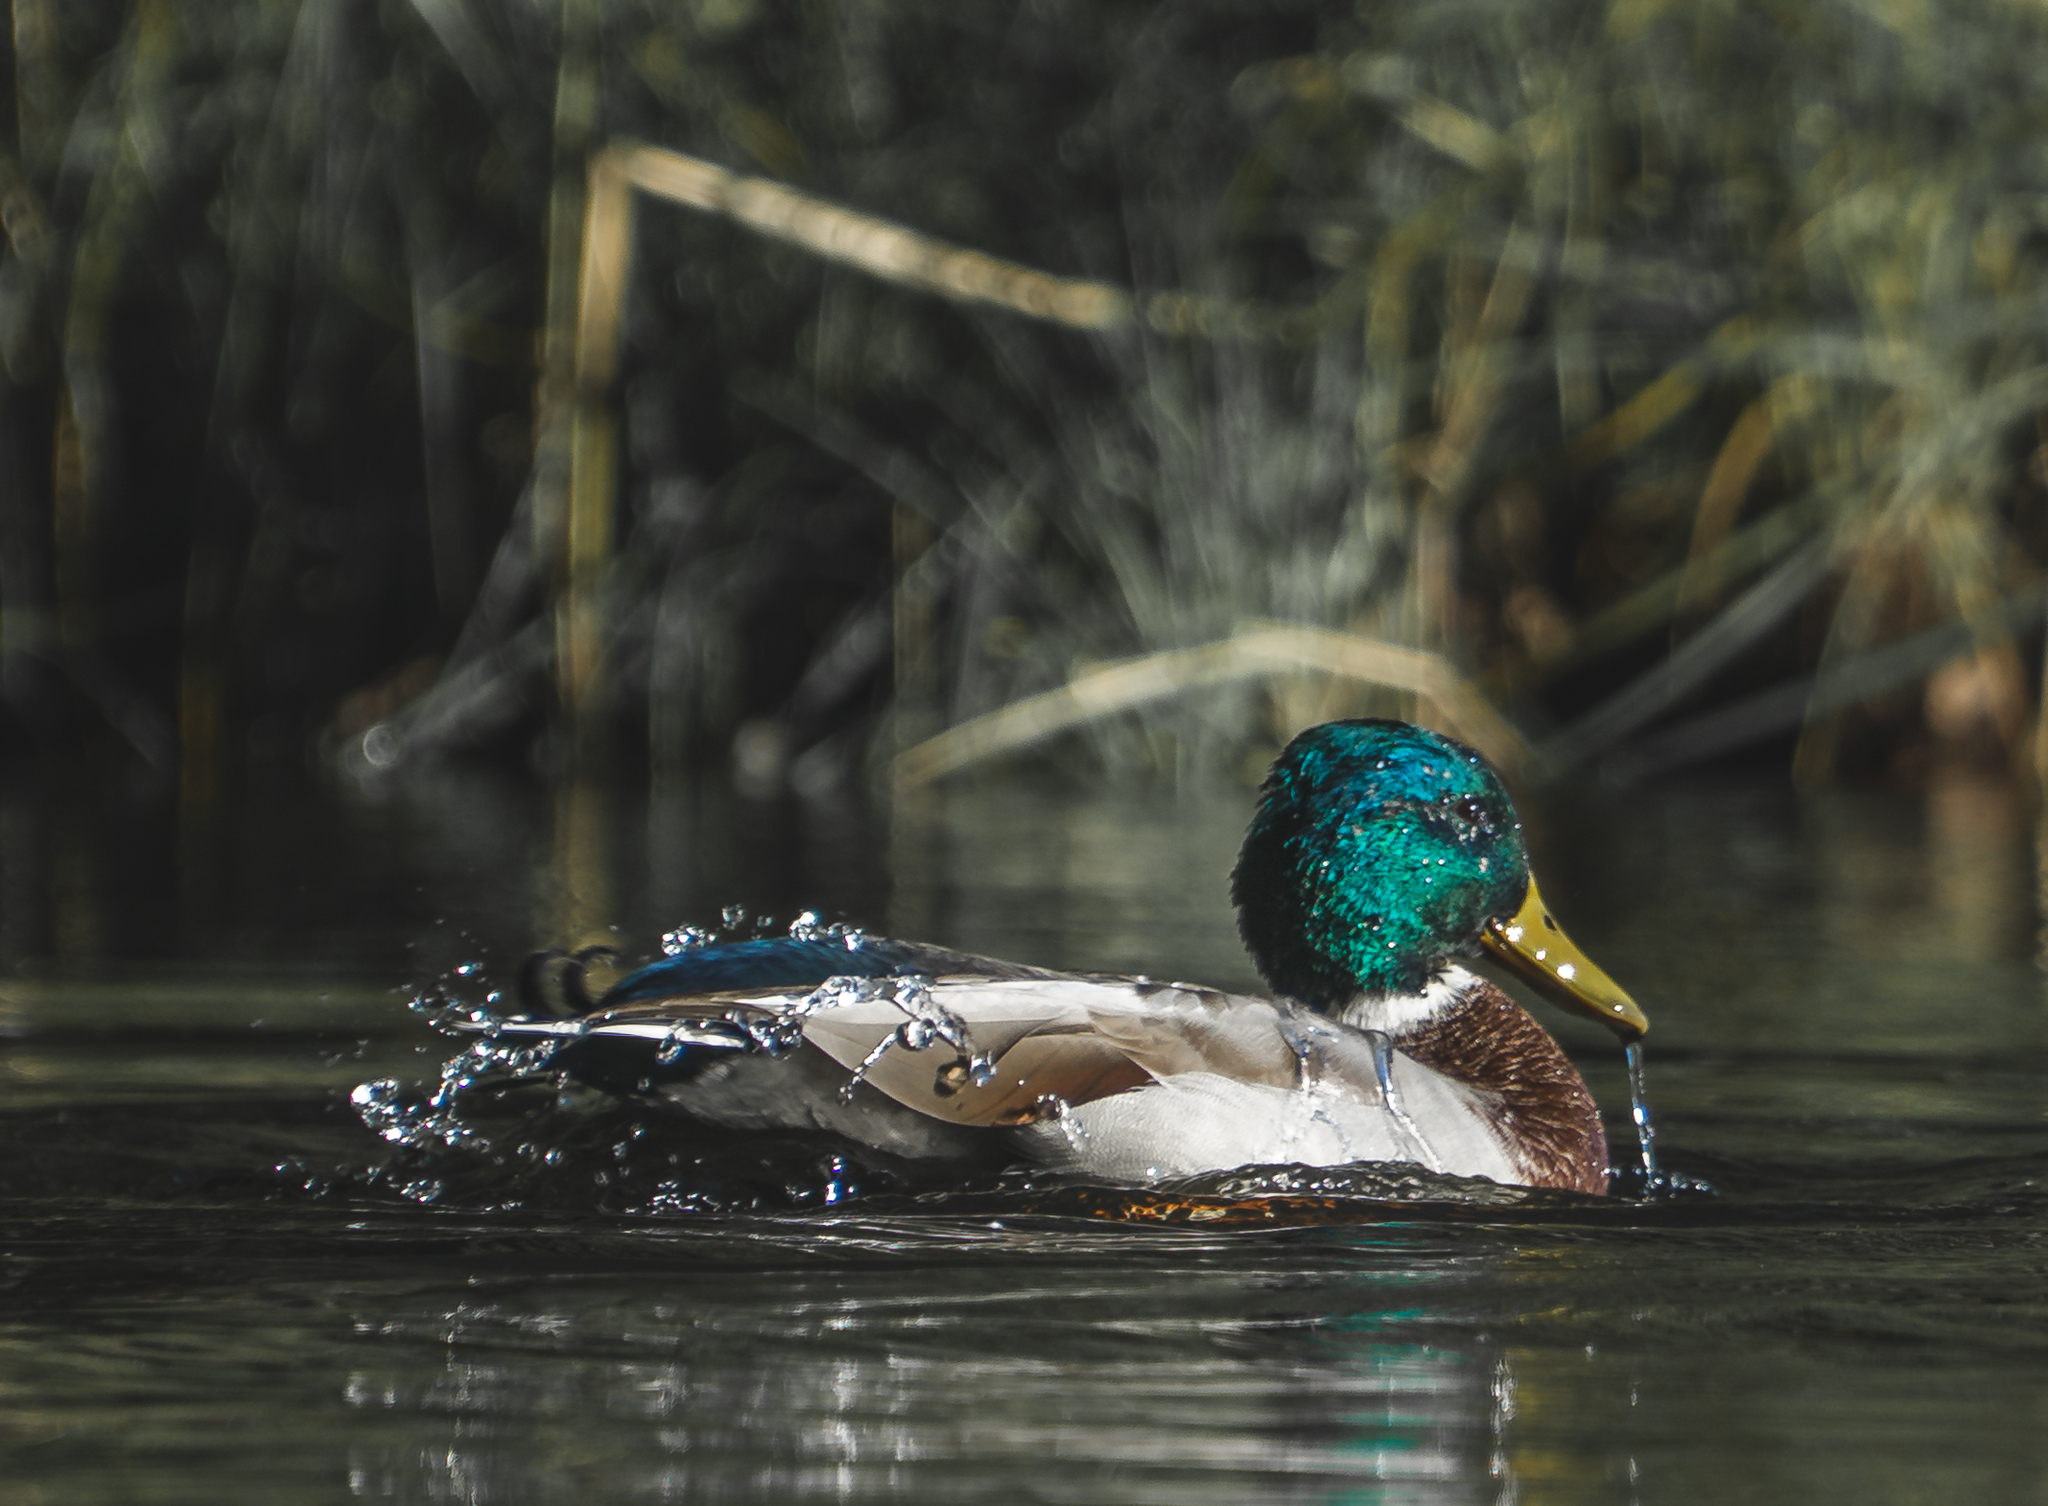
[648,968,986,1086]
[1267,1010,1362,1162]
[1364,1028,1443,1174]
[406,977,502,1036]
[660,925,715,956]
[660,905,871,955]
[1625,1039,1660,1186]
[348,995,565,1163]
[1618,1040,1716,1197]
[758,973,886,1060]
[786,910,865,948]
[834,975,996,1104]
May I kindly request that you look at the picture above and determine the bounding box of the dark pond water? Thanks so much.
[4,762,2047,1503]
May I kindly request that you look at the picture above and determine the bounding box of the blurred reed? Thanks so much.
[5,0,2048,797]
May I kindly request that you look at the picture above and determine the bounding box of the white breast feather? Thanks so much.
[1018,1054,1519,1185]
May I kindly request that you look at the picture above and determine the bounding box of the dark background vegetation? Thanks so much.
[6,0,2048,804]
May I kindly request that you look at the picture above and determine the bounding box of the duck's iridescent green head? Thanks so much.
[1232,719,1530,1008]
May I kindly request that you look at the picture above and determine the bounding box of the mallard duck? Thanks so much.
[497,720,1649,1194]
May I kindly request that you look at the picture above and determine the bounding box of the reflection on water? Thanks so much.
[4,765,2048,1502]
[331,1231,1503,1504]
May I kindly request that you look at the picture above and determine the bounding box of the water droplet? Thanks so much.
[660,925,714,956]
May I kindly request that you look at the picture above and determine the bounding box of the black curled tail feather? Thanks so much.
[517,946,619,1019]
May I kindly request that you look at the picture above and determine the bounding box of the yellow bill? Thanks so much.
[1478,876,1649,1040]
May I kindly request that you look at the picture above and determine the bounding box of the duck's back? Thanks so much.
[596,935,1060,1005]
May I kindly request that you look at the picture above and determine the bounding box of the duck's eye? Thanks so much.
[1447,795,1492,836]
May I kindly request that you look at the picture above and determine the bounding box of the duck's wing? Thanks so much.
[505,937,1069,1099]
[507,974,1370,1130]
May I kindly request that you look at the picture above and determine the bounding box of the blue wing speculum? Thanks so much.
[598,936,936,1006]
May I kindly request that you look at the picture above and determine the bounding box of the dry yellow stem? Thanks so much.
[616,144,1133,331]
[893,625,1527,789]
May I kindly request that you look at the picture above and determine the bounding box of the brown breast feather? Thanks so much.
[1392,977,1609,1194]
